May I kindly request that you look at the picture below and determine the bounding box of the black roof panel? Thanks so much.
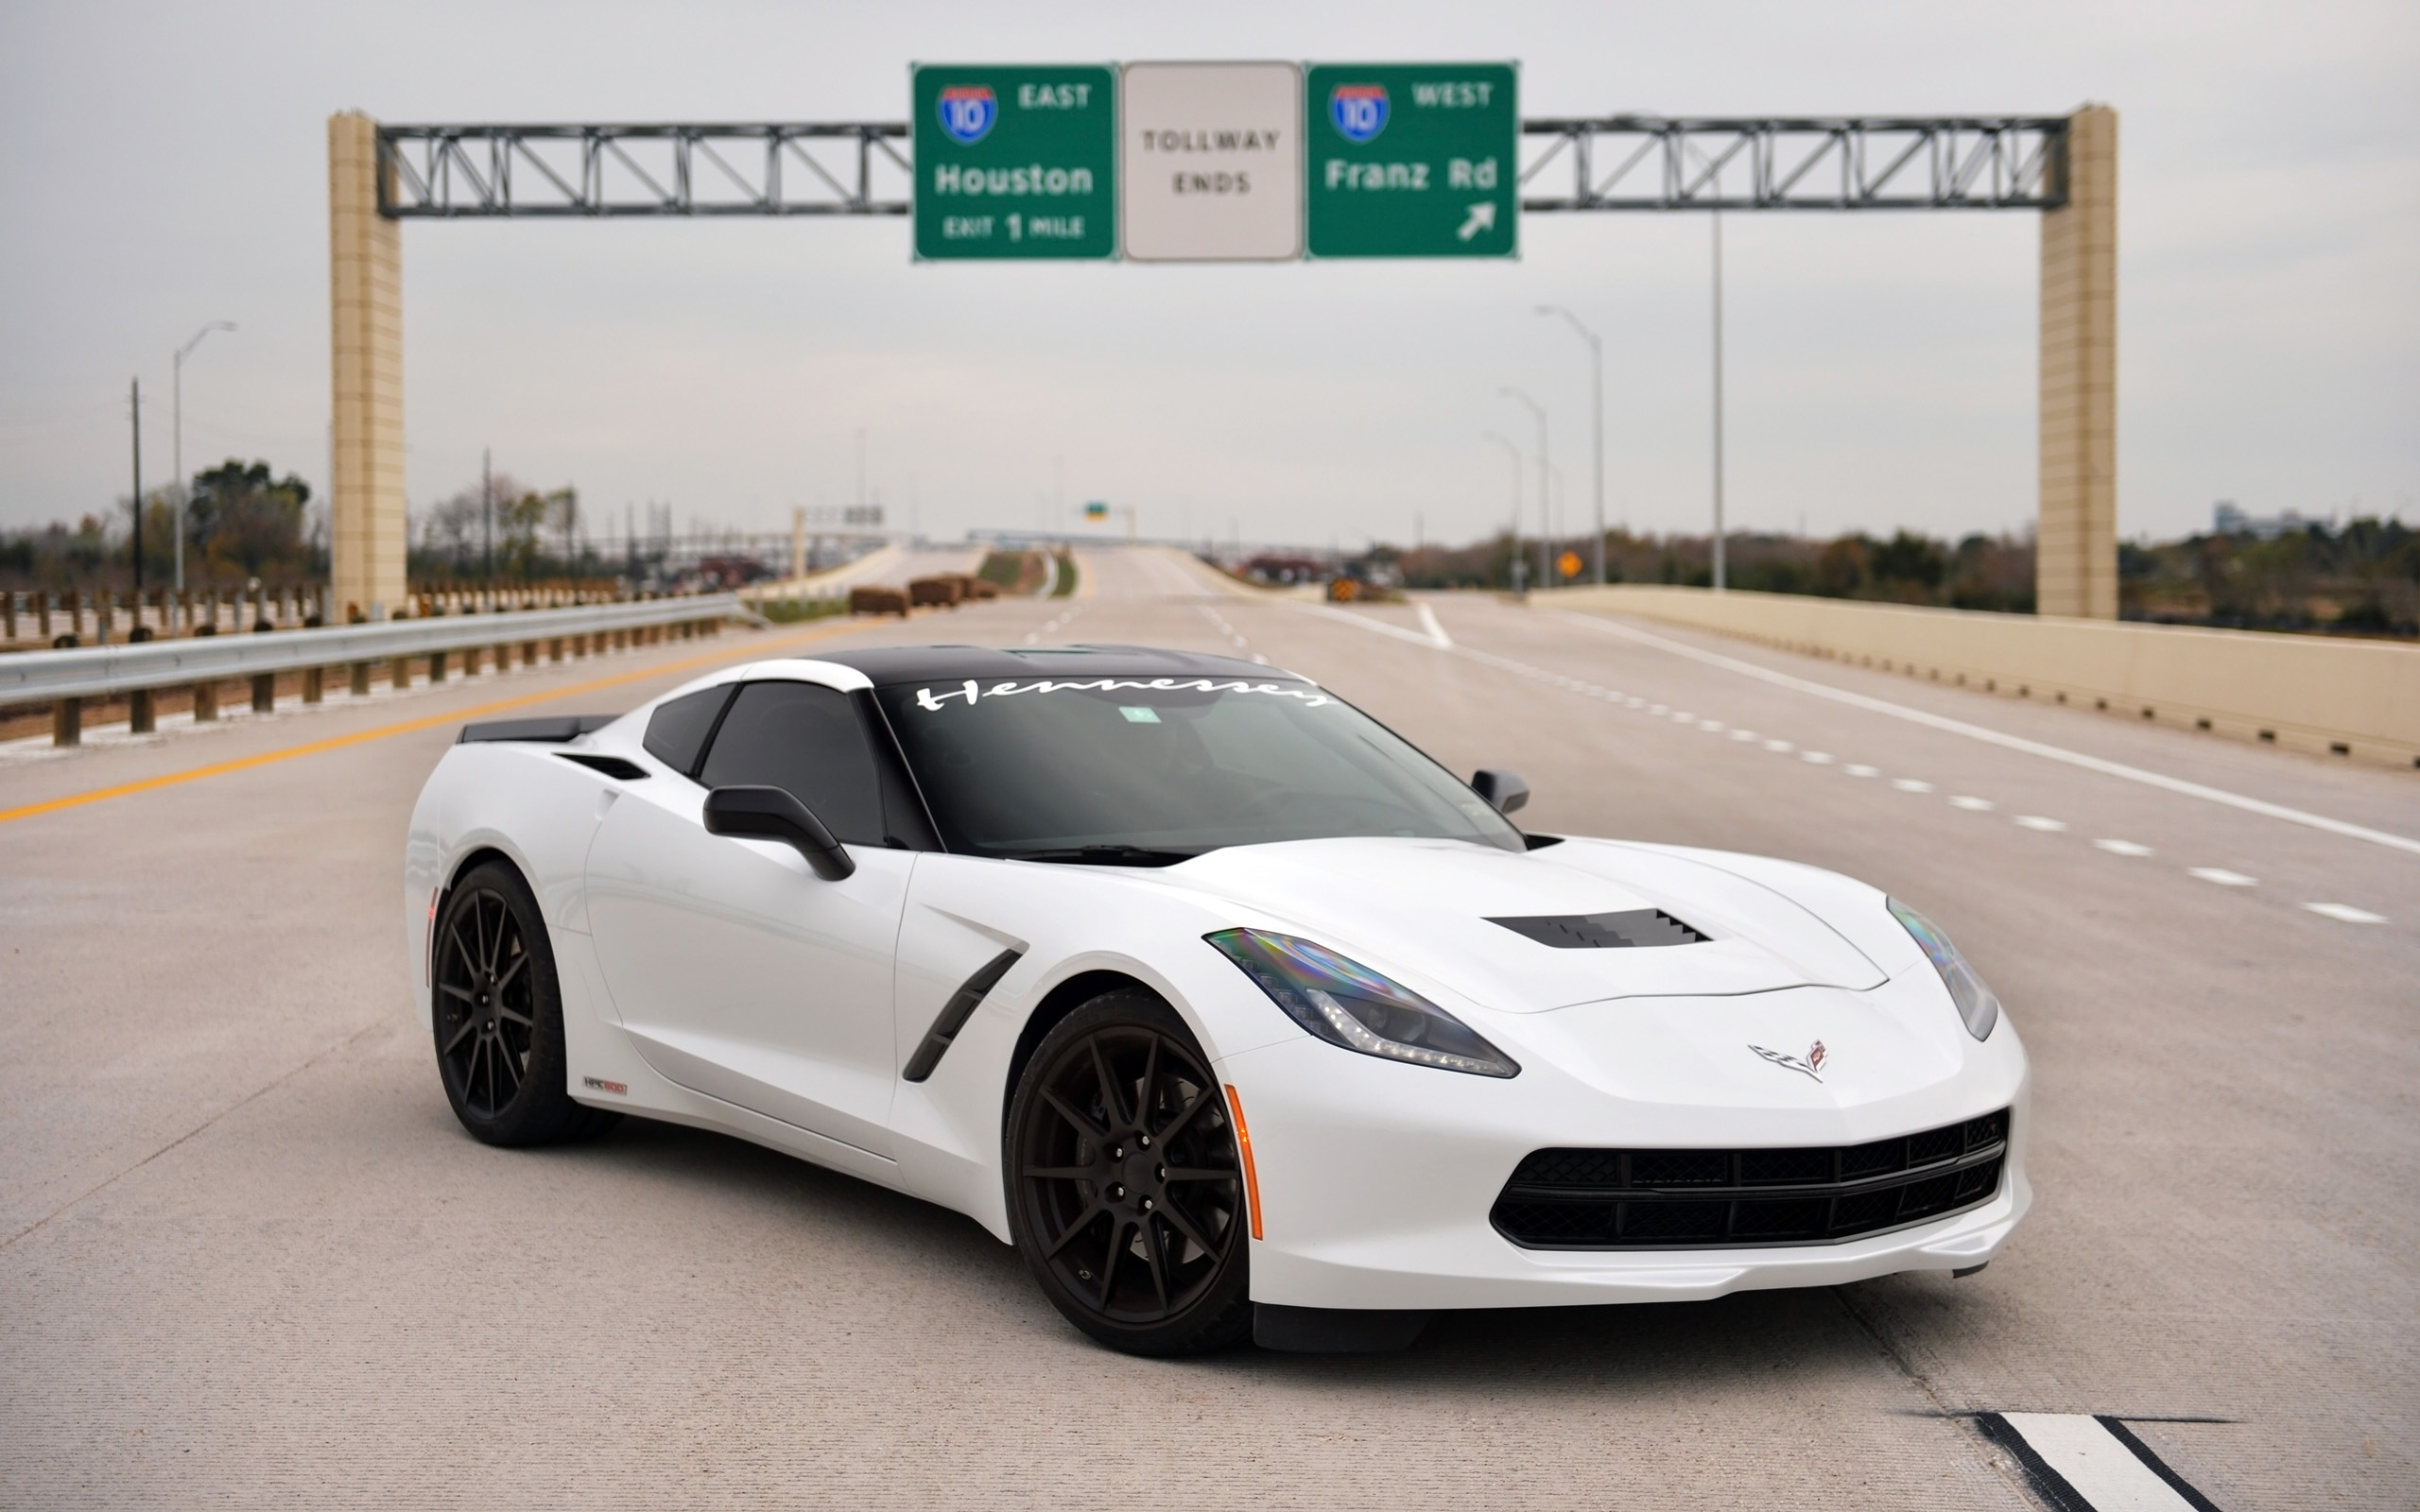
[816,644,1297,686]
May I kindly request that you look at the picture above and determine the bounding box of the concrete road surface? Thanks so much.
[2,548,2411,1508]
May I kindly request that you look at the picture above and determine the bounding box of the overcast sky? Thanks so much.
[2,0,2413,551]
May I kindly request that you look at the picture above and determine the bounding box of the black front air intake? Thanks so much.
[1491,1109,2009,1249]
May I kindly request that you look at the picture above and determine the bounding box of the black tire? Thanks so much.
[1006,988,1253,1356]
[431,860,620,1147]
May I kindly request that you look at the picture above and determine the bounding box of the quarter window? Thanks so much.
[642,686,733,776]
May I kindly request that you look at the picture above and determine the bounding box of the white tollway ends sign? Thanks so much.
[1119,62,1304,263]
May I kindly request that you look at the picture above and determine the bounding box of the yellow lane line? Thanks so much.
[0,618,870,828]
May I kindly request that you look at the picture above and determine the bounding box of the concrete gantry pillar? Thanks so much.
[2037,105,2118,620]
[329,113,406,622]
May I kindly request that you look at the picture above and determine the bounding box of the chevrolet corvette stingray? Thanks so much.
[406,644,2028,1354]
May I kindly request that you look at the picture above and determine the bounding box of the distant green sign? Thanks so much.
[912,64,1117,260]
[1304,62,1518,259]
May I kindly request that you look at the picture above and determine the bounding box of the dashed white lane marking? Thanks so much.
[1547,608,2420,859]
[1982,1413,2221,1512]
[1351,620,2399,929]
[2305,902,2386,924]
[1025,603,1088,644]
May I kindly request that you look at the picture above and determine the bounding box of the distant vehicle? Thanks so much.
[406,646,2029,1355]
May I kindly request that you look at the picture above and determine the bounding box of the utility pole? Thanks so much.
[171,320,235,593]
[481,446,494,586]
[1537,306,1606,584]
[856,428,868,515]
[129,379,144,593]
[1483,431,1525,592]
[1711,210,1728,593]
[1497,387,1550,588]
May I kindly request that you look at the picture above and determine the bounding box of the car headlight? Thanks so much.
[1205,929,1520,1078]
[1888,899,1999,1041]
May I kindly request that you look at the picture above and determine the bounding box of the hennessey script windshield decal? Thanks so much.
[911,678,1332,712]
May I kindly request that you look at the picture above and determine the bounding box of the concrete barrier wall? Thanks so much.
[1543,584,2420,772]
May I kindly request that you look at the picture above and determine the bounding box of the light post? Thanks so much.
[172,320,236,593]
[1536,305,1605,584]
[1482,431,1525,592]
[1711,210,1727,592]
[1496,386,1550,589]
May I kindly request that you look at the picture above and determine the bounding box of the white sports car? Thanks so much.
[406,645,2029,1354]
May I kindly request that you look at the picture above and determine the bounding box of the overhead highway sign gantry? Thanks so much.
[350,97,2111,622]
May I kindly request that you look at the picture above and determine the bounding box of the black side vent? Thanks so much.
[556,752,648,781]
[901,948,1023,1083]
[1488,909,1708,949]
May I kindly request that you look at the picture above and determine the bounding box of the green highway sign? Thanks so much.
[912,64,1116,260]
[1304,62,1518,259]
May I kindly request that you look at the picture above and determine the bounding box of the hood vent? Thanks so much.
[1488,909,1708,950]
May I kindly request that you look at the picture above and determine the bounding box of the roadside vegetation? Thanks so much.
[1387,518,2418,637]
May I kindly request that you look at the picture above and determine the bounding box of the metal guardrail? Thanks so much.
[3,594,743,708]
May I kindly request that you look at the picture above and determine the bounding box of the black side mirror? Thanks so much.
[1470,768,1530,816]
[702,785,856,881]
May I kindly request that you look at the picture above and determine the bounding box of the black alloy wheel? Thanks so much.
[1008,989,1253,1356]
[431,860,618,1147]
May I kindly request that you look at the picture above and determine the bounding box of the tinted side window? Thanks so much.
[642,686,732,776]
[697,681,885,845]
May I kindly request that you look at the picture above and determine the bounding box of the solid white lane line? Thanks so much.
[2095,839,2154,856]
[2015,816,2069,832]
[1547,609,2420,858]
[2305,902,2387,924]
[1988,1413,2215,1512]
[2189,868,2257,887]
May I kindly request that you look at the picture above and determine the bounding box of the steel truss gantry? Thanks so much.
[1517,116,2069,213]
[377,116,2068,218]
[379,123,911,218]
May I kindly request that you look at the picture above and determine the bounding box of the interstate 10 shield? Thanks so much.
[913,64,1116,260]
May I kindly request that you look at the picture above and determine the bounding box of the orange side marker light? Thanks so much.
[1224,1084,1263,1241]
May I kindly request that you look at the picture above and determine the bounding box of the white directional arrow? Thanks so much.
[1457,201,1497,240]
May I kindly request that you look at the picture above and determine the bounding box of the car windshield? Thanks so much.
[875,674,1526,862]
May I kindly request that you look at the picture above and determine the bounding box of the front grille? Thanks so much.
[1492,1109,2010,1249]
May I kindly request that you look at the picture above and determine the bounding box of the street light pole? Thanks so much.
[171,320,236,593]
[1537,305,1606,585]
[1497,387,1550,589]
[1711,210,1727,593]
[1482,431,1524,592]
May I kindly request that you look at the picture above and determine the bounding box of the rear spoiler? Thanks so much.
[457,714,618,744]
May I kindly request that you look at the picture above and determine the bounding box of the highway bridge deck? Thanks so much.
[3,548,2411,1508]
